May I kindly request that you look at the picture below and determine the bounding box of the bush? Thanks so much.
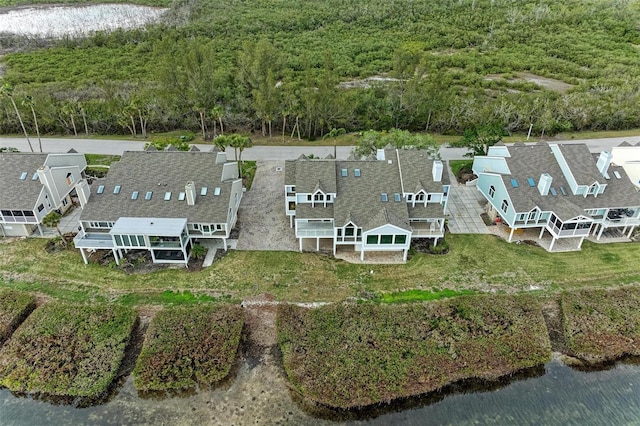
[562,288,640,364]
[0,302,137,397]
[429,239,449,255]
[0,289,36,344]
[133,305,244,392]
[278,294,550,408]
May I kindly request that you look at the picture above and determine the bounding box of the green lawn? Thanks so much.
[1,234,639,305]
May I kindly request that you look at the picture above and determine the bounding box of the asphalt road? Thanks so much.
[1,134,639,160]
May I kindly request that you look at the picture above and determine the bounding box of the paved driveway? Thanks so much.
[235,161,297,251]
[446,170,490,234]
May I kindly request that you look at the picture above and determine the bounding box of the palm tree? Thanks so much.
[211,105,224,136]
[1,84,34,152]
[230,134,252,177]
[42,211,65,245]
[62,102,78,137]
[22,95,42,152]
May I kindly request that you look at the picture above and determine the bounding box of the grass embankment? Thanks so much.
[0,289,36,344]
[1,235,640,304]
[133,305,243,392]
[561,288,640,364]
[0,302,137,398]
[278,294,551,409]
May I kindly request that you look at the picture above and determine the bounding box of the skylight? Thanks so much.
[96,185,105,194]
[613,171,622,179]
[131,191,139,200]
[560,186,567,196]
[393,193,401,202]
[20,172,27,180]
[381,193,388,202]
[214,187,221,196]
[201,187,208,196]
[31,172,39,181]
[354,169,361,177]
[341,168,347,177]
[550,187,557,196]
[145,191,153,200]
[510,178,519,188]
[113,185,121,194]
[527,177,535,187]
[178,192,186,201]
[164,192,171,201]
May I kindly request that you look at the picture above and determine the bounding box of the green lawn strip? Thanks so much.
[0,289,36,344]
[277,294,551,409]
[2,236,640,304]
[378,289,476,303]
[133,305,243,392]
[561,288,640,364]
[0,302,137,397]
[84,154,121,167]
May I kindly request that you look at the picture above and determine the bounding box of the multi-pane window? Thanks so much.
[489,185,495,198]
[501,199,509,213]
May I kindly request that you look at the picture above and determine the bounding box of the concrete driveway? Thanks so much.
[446,165,490,234]
[235,161,297,251]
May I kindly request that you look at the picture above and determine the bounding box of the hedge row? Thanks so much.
[0,289,36,345]
[562,288,640,364]
[133,305,244,392]
[278,295,551,409]
[0,302,137,397]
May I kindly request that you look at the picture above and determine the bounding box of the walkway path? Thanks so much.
[446,164,490,234]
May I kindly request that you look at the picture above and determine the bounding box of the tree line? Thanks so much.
[2,0,640,139]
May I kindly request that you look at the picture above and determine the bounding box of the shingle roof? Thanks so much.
[289,160,337,193]
[286,149,448,232]
[501,143,640,220]
[0,153,48,210]
[80,151,239,223]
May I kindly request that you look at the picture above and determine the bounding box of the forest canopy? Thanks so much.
[1,0,640,138]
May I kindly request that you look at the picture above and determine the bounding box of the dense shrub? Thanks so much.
[562,288,640,364]
[0,302,137,397]
[0,289,36,344]
[278,294,551,408]
[133,305,244,392]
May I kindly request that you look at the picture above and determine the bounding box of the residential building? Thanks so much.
[74,151,243,265]
[611,141,640,190]
[285,148,449,261]
[0,152,89,237]
[472,142,640,250]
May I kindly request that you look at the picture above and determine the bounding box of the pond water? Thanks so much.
[0,4,167,38]
[2,356,640,425]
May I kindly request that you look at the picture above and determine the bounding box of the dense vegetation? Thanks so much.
[133,305,244,392]
[0,289,35,344]
[278,295,551,408]
[0,302,137,397]
[562,288,640,364]
[2,0,640,139]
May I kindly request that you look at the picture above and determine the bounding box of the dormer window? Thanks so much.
[66,172,74,185]
[314,193,324,201]
[416,193,425,202]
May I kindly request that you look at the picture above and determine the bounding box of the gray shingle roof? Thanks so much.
[286,148,448,232]
[80,151,239,223]
[0,153,48,210]
[502,143,640,220]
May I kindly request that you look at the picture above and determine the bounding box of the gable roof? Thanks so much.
[288,148,448,231]
[492,143,640,219]
[0,153,48,210]
[80,151,239,223]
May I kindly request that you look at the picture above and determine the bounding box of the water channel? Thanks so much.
[2,355,640,425]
